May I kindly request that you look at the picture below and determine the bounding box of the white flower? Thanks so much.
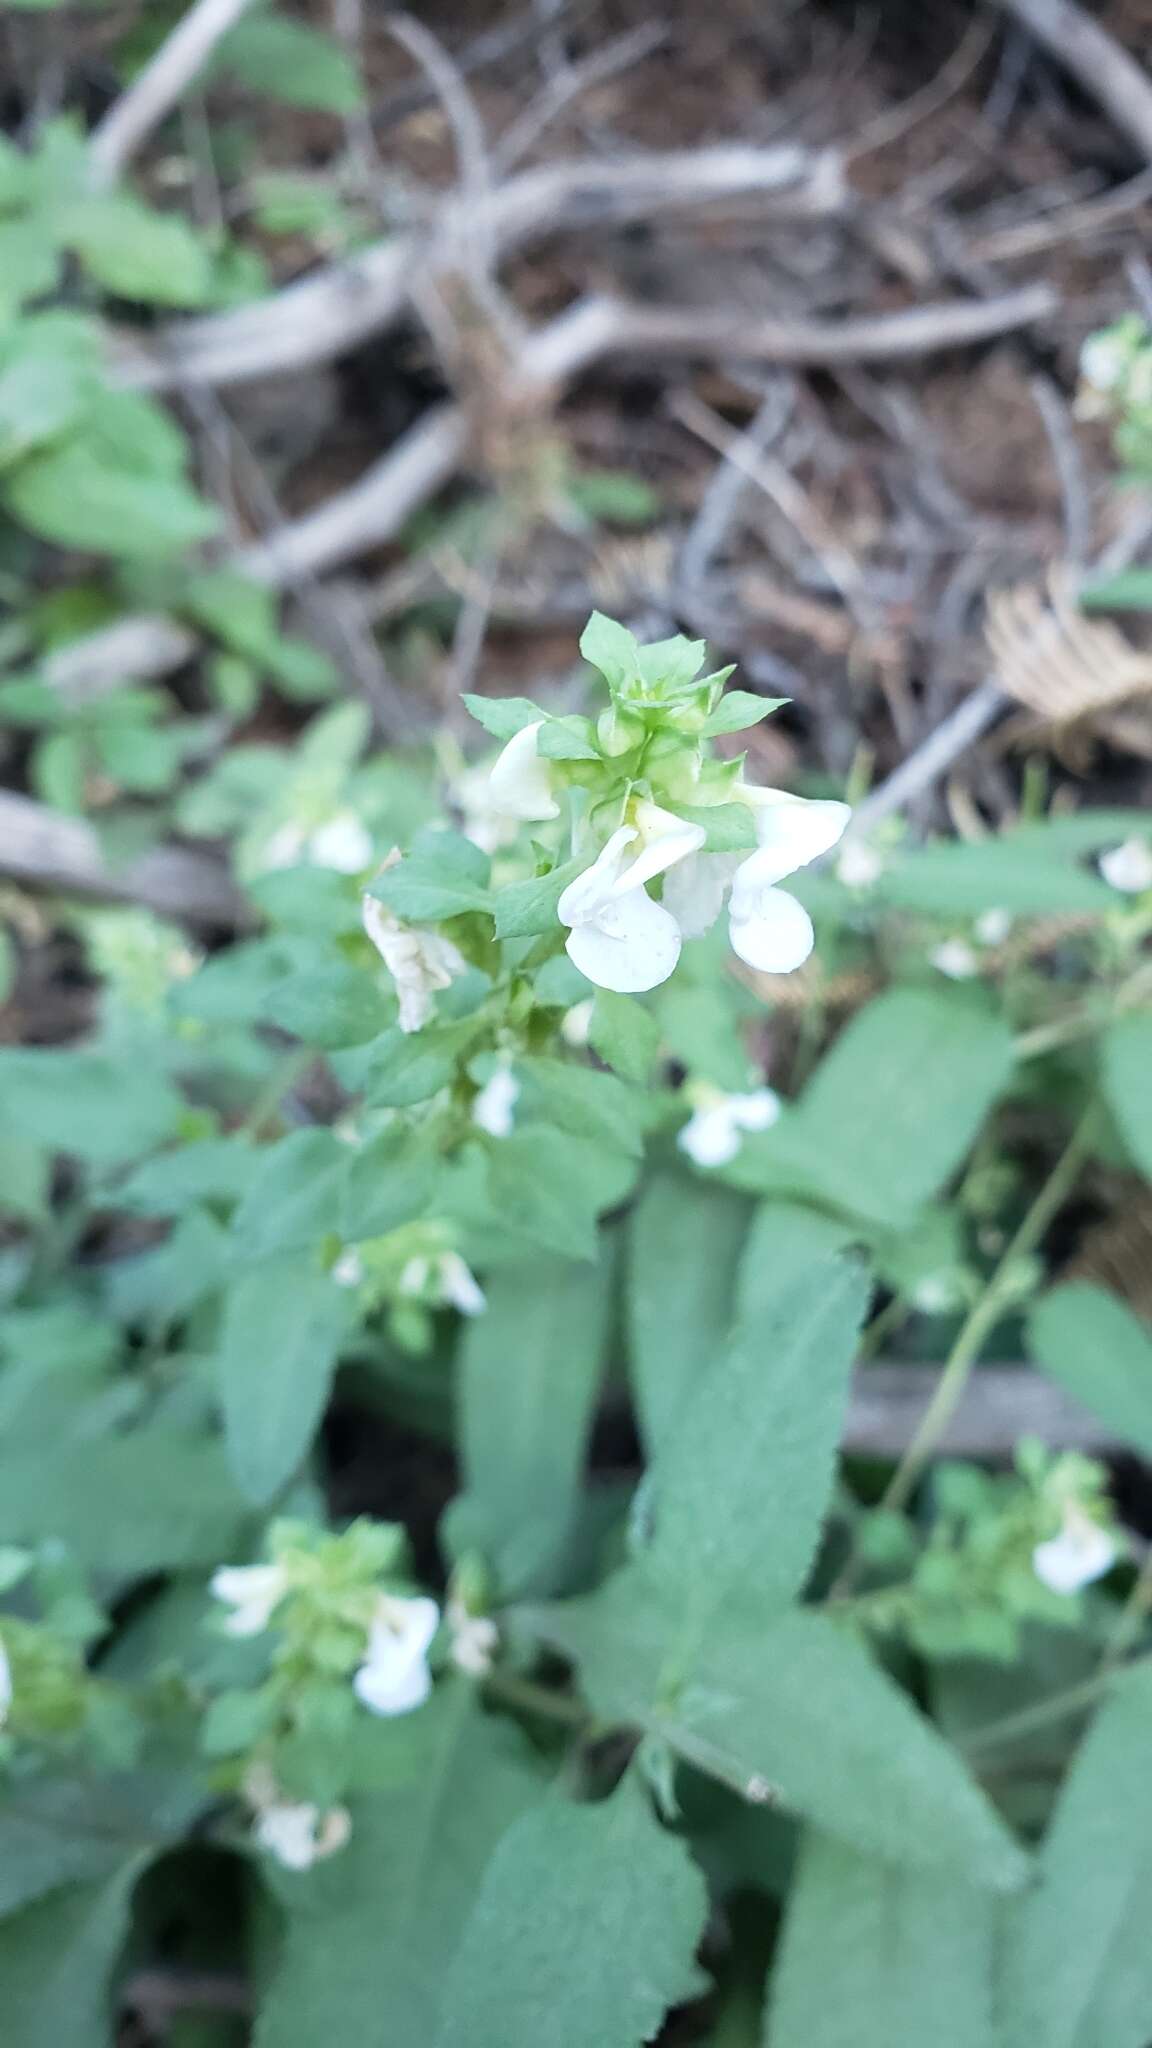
[210,1563,290,1638]
[663,787,850,976]
[930,939,979,981]
[362,887,468,1034]
[975,907,1012,946]
[1080,333,1128,394]
[558,805,705,993]
[245,1767,351,1872]
[1033,1506,1117,1595]
[448,1598,498,1678]
[263,822,307,871]
[836,839,883,888]
[332,1249,364,1289]
[353,1593,440,1716]
[560,999,594,1048]
[678,1086,781,1169]
[488,722,560,824]
[0,1632,11,1728]
[1099,837,1152,894]
[472,1066,520,1138]
[399,1251,487,1316]
[309,813,374,873]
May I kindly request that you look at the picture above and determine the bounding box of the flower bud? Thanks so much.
[596,707,645,757]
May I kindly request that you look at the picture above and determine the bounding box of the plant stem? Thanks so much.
[240,1046,314,1140]
[482,1669,589,1728]
[960,1651,1152,1758]
[876,1104,1097,1522]
[1100,1546,1152,1673]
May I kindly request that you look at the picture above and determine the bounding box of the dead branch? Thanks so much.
[111,144,846,392]
[848,1364,1112,1459]
[87,0,258,189]
[991,0,1152,162]
[0,792,252,928]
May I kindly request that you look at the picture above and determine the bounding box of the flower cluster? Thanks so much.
[208,1521,497,1869]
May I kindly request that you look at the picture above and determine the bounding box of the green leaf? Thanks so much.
[0,1049,181,1165]
[0,1863,144,2048]
[0,219,59,312]
[487,1126,638,1260]
[370,838,492,922]
[1081,569,1152,611]
[535,714,599,761]
[0,1430,250,1574]
[232,1130,349,1258]
[449,1246,612,1595]
[627,1170,749,1457]
[729,991,1014,1229]
[1000,1663,1152,2048]
[361,1021,478,1110]
[338,1132,438,1241]
[588,990,660,1082]
[33,728,85,813]
[103,1207,230,1327]
[1028,1283,1152,1459]
[216,1257,355,1502]
[674,801,758,852]
[701,691,786,736]
[768,1830,995,2048]
[876,821,1122,918]
[462,694,547,740]
[666,1609,1026,1890]
[645,1258,868,1625]
[265,964,392,1050]
[436,1773,708,2048]
[215,11,363,111]
[1101,1014,1152,1177]
[492,856,584,939]
[0,322,100,465]
[579,612,641,690]
[0,1770,199,1918]
[255,1687,538,2048]
[735,1199,858,1322]
[63,195,212,306]
[5,436,217,558]
[516,1057,643,1157]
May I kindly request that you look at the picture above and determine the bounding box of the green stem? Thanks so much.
[959,1652,1152,1758]
[240,1046,314,1140]
[1100,1547,1152,1673]
[876,1104,1097,1523]
[482,1669,589,1729]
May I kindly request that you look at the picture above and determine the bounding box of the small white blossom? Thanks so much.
[487,722,560,824]
[1099,837,1152,894]
[560,999,594,1048]
[448,1598,498,1678]
[930,939,979,981]
[210,1563,290,1638]
[911,1273,964,1315]
[309,813,374,873]
[836,839,884,889]
[362,883,468,1034]
[399,1251,487,1317]
[975,907,1012,946]
[332,1249,364,1289]
[1080,333,1128,395]
[245,1767,351,1872]
[263,822,307,870]
[558,806,704,993]
[472,1066,520,1138]
[664,787,851,976]
[0,1632,11,1728]
[678,1087,781,1169]
[353,1594,440,1716]
[1033,1505,1117,1595]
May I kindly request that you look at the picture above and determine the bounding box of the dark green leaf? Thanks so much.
[0,1050,181,1165]
[1028,1283,1152,1459]
[588,990,660,1082]
[492,856,584,940]
[1101,1014,1152,1178]
[516,1057,643,1157]
[265,964,392,1050]
[627,1170,749,1457]
[216,1258,355,1502]
[487,1125,638,1260]
[232,1130,349,1259]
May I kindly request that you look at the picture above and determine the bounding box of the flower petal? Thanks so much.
[616,802,706,892]
[439,1252,487,1316]
[488,722,560,822]
[728,881,814,973]
[210,1564,288,1637]
[255,1802,322,1871]
[661,851,740,939]
[741,790,852,885]
[565,887,682,993]
[1033,1521,1116,1595]
[471,1068,520,1138]
[729,1088,782,1134]
[678,1103,741,1169]
[557,827,638,926]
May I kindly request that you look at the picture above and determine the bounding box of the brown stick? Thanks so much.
[992,0,1152,161]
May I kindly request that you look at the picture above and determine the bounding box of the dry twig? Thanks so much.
[87,0,257,188]
[991,0,1152,162]
[0,792,251,928]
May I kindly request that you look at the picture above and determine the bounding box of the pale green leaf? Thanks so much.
[729,991,1014,1229]
[1000,1663,1152,2048]
[232,1130,349,1258]
[215,11,363,111]
[588,990,660,1082]
[768,1830,995,2048]
[492,856,583,939]
[264,964,391,1050]
[627,1169,749,1457]
[0,1049,181,1165]
[579,612,641,690]
[1101,1014,1152,1178]
[0,1431,250,1574]
[1028,1283,1152,1459]
[487,1125,638,1260]
[216,1258,355,1502]
[449,1245,612,1594]
[256,1688,538,2048]
[5,439,217,557]
[700,691,786,736]
[735,1199,858,1323]
[462,694,547,740]
[436,1773,708,2048]
[63,195,212,306]
[516,1057,643,1157]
